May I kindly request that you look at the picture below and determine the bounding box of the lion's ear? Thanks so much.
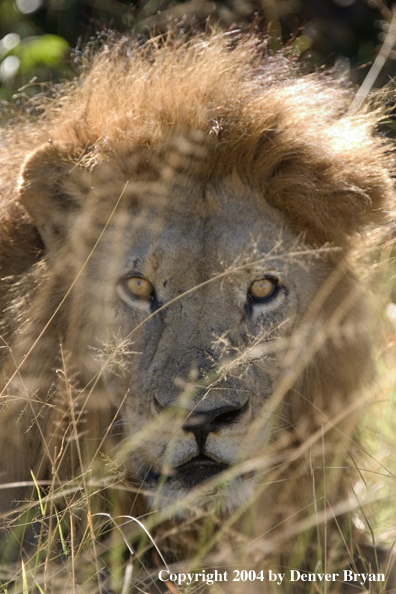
[19,143,86,251]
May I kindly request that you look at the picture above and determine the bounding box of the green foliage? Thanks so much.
[13,35,69,74]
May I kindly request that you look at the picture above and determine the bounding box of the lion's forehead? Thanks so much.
[97,180,303,284]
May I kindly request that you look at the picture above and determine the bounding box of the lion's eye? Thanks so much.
[125,277,153,299]
[248,278,278,302]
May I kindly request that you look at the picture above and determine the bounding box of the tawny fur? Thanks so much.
[0,31,394,592]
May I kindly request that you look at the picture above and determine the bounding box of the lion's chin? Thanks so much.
[144,456,255,517]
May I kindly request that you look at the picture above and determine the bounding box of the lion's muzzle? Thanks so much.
[182,402,249,451]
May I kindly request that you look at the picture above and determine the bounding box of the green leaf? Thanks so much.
[13,34,68,73]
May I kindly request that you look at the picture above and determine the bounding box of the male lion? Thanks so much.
[0,32,394,592]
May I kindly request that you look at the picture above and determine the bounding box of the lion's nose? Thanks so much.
[182,402,248,450]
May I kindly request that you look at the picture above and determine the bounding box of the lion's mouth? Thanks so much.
[147,455,229,489]
[175,455,229,488]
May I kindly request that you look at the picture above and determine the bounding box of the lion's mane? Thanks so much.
[0,31,394,590]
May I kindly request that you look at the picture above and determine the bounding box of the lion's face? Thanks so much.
[44,164,328,514]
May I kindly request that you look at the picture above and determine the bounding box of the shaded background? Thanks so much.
[0,0,396,100]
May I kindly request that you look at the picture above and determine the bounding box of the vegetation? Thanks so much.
[1,2,396,593]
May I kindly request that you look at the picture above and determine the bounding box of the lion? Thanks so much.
[0,31,394,592]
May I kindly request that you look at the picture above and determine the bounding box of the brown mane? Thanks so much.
[0,31,395,592]
[1,32,393,258]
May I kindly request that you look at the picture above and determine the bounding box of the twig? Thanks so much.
[350,5,396,113]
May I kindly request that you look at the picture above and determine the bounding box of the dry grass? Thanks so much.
[0,241,395,594]
[1,30,396,594]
